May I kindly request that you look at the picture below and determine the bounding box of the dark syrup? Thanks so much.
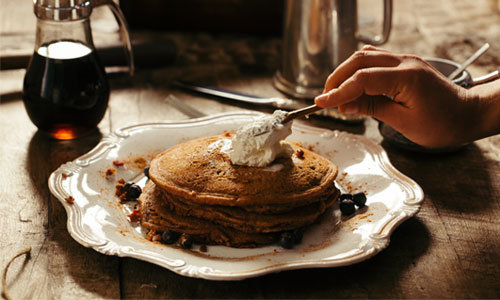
[23,41,109,140]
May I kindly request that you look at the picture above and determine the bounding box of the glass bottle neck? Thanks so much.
[35,18,95,58]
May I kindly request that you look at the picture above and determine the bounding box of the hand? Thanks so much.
[314,45,500,148]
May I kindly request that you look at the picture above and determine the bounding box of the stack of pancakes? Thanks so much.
[138,134,340,247]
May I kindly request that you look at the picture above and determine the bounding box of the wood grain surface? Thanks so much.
[1,0,499,298]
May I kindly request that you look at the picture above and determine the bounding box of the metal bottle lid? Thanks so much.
[34,0,92,21]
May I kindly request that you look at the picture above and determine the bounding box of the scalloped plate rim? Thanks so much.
[48,111,424,281]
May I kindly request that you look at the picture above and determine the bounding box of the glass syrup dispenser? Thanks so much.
[23,0,134,139]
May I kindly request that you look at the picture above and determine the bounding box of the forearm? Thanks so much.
[468,79,500,141]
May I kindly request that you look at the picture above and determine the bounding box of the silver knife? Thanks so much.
[172,81,364,123]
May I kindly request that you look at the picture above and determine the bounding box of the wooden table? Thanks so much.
[1,0,499,298]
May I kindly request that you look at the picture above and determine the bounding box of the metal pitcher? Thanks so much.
[274,0,392,99]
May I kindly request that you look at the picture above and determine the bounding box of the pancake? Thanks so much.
[149,135,338,207]
[151,181,339,233]
[139,134,340,247]
[139,181,279,247]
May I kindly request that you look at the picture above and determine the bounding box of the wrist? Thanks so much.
[468,80,500,141]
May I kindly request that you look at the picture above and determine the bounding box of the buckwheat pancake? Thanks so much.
[145,180,339,233]
[139,134,339,247]
[148,135,338,207]
[139,181,280,247]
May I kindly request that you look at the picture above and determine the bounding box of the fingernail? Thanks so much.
[339,103,358,114]
[314,92,331,105]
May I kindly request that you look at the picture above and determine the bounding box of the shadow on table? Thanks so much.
[381,141,500,298]
[25,130,123,298]
[258,217,430,298]
[116,217,429,298]
[383,142,497,213]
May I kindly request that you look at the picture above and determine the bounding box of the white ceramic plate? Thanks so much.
[49,112,424,281]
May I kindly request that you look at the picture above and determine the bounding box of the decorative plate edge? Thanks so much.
[48,165,109,247]
[114,111,264,137]
[47,112,425,281]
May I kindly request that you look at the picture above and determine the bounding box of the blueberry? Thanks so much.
[339,193,353,201]
[179,233,193,249]
[292,229,303,244]
[339,199,355,216]
[352,192,367,208]
[124,182,132,191]
[127,184,142,199]
[161,230,179,244]
[279,232,295,249]
[144,166,150,179]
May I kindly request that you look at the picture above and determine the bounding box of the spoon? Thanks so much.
[447,43,489,80]
[252,104,323,137]
[282,104,322,123]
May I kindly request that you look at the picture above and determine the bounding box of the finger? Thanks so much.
[315,67,404,108]
[322,51,400,93]
[339,95,407,129]
[360,45,391,53]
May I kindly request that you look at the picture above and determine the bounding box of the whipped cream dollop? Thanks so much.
[228,110,294,167]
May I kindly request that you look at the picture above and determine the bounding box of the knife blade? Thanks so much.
[172,81,364,123]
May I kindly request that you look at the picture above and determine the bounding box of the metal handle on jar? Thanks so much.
[356,0,392,45]
[93,0,135,76]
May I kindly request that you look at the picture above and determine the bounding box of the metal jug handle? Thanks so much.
[356,0,392,45]
[93,0,134,76]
